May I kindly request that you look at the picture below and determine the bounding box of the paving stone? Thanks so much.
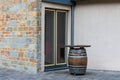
[0,68,120,80]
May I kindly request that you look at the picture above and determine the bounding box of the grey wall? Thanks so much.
[42,0,72,5]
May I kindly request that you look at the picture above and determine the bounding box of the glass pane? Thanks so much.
[45,10,55,65]
[57,11,66,64]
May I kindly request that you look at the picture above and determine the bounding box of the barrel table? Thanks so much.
[65,45,91,75]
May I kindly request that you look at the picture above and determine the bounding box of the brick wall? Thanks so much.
[0,0,42,73]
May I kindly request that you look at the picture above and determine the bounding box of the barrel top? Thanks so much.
[65,45,91,48]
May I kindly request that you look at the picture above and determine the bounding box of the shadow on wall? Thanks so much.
[78,0,120,4]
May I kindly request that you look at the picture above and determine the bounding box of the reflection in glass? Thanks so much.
[57,12,66,64]
[45,10,54,65]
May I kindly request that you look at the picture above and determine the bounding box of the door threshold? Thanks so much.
[45,64,68,72]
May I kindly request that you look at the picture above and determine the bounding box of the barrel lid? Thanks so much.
[65,45,91,48]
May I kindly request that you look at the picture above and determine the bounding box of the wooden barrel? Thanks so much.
[68,47,87,75]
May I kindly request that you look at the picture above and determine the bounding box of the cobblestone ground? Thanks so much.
[0,68,120,80]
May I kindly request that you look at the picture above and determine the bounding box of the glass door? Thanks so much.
[45,10,55,66]
[56,11,66,64]
[45,9,68,71]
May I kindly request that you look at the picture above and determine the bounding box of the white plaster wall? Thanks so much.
[75,3,120,71]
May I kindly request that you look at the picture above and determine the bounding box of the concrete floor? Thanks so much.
[0,68,120,80]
